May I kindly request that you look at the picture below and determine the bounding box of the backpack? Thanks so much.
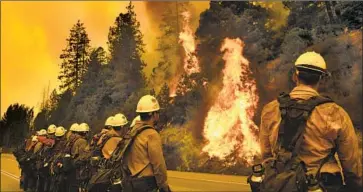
[50,139,67,175]
[78,134,119,186]
[61,136,81,173]
[258,93,335,192]
[92,133,118,161]
[87,124,153,192]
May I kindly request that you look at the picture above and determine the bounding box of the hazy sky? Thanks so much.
[1,1,209,116]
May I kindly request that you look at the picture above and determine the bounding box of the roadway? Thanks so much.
[1,153,251,191]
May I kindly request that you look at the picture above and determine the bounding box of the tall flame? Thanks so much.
[179,11,200,75]
[169,11,200,97]
[202,38,260,165]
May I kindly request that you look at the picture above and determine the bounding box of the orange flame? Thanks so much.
[169,77,179,98]
[202,38,260,165]
[179,11,200,76]
[169,11,201,97]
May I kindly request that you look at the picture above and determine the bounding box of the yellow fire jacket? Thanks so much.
[124,122,169,191]
[101,129,122,159]
[259,85,362,189]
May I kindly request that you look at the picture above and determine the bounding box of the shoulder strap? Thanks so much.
[66,136,81,155]
[291,95,333,156]
[277,93,334,157]
[99,134,118,151]
[110,125,154,163]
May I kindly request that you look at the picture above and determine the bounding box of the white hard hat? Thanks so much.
[70,123,79,131]
[55,126,66,137]
[295,51,327,74]
[32,136,38,142]
[130,115,141,128]
[136,95,160,113]
[77,123,90,132]
[47,124,57,134]
[37,129,47,136]
[112,113,128,127]
[105,116,114,126]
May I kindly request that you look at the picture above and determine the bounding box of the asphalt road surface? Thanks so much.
[1,153,251,192]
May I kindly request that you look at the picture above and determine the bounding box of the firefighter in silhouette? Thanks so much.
[31,128,51,192]
[67,123,90,192]
[123,95,171,192]
[22,135,39,192]
[39,125,57,192]
[66,123,79,141]
[259,52,362,191]
[49,126,68,192]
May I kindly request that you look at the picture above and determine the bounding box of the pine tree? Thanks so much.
[58,20,91,92]
[84,47,106,81]
[108,2,145,75]
[40,82,51,110]
[1,104,33,147]
[48,89,73,125]
[62,47,106,124]
[107,2,147,109]
[33,110,48,131]
[47,89,60,112]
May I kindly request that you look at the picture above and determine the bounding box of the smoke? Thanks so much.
[317,31,362,126]
[263,30,362,126]
[144,1,210,36]
[252,1,290,31]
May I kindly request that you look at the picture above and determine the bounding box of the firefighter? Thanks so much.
[259,51,362,191]
[34,126,56,192]
[22,135,39,192]
[91,116,114,147]
[34,125,56,192]
[16,134,33,189]
[87,114,128,192]
[30,129,47,192]
[68,123,90,192]
[47,124,57,140]
[61,123,81,192]
[49,126,68,192]
[33,129,47,153]
[123,95,171,192]
[66,123,79,141]
[42,125,61,192]
[101,113,128,159]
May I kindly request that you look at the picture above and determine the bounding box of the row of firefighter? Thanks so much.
[11,51,363,192]
[13,95,172,192]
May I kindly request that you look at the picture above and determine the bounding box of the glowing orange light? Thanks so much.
[202,38,260,165]
[169,11,200,97]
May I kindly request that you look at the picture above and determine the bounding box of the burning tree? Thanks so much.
[202,38,260,166]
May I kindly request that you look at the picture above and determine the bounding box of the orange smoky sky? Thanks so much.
[1,1,210,117]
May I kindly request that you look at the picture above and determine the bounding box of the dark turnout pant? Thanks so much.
[67,170,81,192]
[321,172,346,192]
[122,176,158,192]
